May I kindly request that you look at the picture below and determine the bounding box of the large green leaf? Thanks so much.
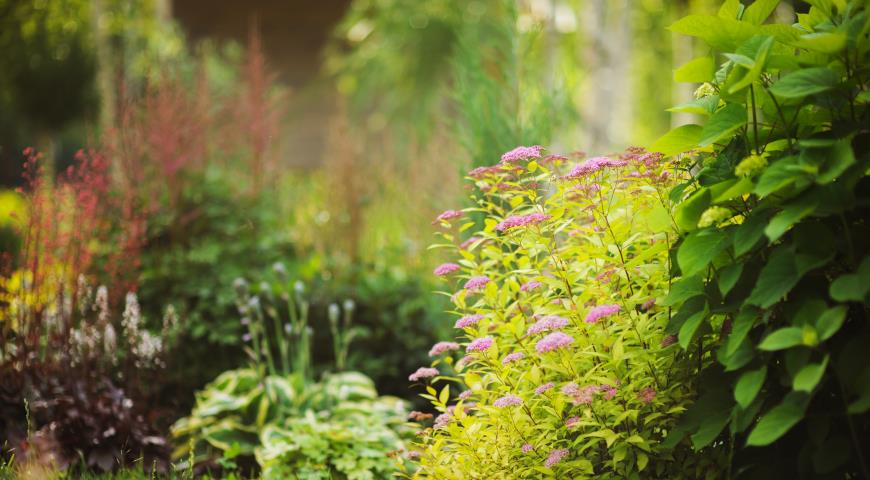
[769,67,839,98]
[670,15,759,51]
[817,305,847,341]
[764,195,819,242]
[758,327,804,351]
[742,0,780,25]
[793,356,828,392]
[747,247,800,307]
[678,230,730,276]
[733,212,769,256]
[679,310,708,349]
[675,188,712,231]
[699,103,747,146]
[746,393,809,446]
[755,156,805,198]
[830,256,870,302]
[663,274,706,306]
[650,124,704,156]
[674,56,716,83]
[735,366,767,408]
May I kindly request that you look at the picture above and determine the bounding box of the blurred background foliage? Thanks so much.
[0,0,752,427]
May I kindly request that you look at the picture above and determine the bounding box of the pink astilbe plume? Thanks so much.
[495,213,551,232]
[467,336,494,353]
[455,314,484,329]
[409,367,439,382]
[429,341,460,357]
[464,275,491,291]
[585,304,621,324]
[562,156,628,179]
[500,145,543,163]
[433,263,461,276]
[493,394,523,407]
[535,332,574,353]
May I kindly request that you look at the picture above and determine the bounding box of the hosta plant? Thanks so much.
[405,147,714,478]
[653,0,870,477]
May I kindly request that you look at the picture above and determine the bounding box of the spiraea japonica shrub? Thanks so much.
[403,146,718,478]
[652,0,870,477]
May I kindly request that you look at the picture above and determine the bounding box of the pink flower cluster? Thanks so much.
[526,315,569,335]
[535,332,573,353]
[534,382,555,395]
[408,367,439,382]
[455,314,484,329]
[464,275,491,291]
[459,390,473,401]
[501,352,525,364]
[520,280,543,292]
[467,336,494,353]
[433,262,460,276]
[565,416,581,429]
[429,341,460,357]
[433,412,451,429]
[562,383,601,405]
[495,213,551,232]
[460,236,481,250]
[500,145,543,163]
[562,156,628,179]
[493,394,523,407]
[639,387,657,404]
[585,304,620,324]
[433,209,463,224]
[522,444,534,454]
[544,448,569,468]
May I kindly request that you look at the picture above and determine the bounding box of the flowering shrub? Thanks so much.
[654,0,870,477]
[405,147,703,477]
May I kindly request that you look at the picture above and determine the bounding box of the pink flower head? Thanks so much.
[500,145,543,163]
[460,236,481,250]
[455,314,484,329]
[565,416,581,429]
[641,298,656,311]
[544,448,569,468]
[522,443,534,454]
[535,382,555,395]
[464,275,491,292]
[467,336,494,353]
[459,390,473,401]
[585,304,620,324]
[501,352,525,364]
[429,341,460,357]
[408,367,439,382]
[495,213,551,232]
[535,332,574,353]
[433,262,461,276]
[433,412,451,429]
[561,383,579,396]
[493,394,523,407]
[660,335,677,347]
[457,355,474,367]
[562,156,628,179]
[639,387,657,404]
[433,209,463,224]
[406,450,421,460]
[600,384,618,400]
[520,280,543,292]
[526,315,569,335]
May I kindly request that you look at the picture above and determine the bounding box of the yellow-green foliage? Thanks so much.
[405,148,714,478]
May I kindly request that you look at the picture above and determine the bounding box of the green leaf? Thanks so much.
[663,275,705,307]
[743,0,780,25]
[727,309,758,356]
[769,67,839,99]
[791,32,847,53]
[764,195,819,242]
[758,327,804,351]
[829,257,870,302]
[719,263,744,296]
[733,212,769,256]
[668,96,720,115]
[678,230,730,276]
[650,124,703,156]
[817,306,847,341]
[675,56,716,83]
[718,0,742,19]
[746,393,808,446]
[729,35,775,93]
[679,310,707,349]
[735,367,767,408]
[670,15,758,51]
[793,356,828,392]
[747,248,800,308]
[755,156,804,198]
[699,103,747,146]
[675,188,712,232]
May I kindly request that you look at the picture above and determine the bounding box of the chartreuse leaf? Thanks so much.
[718,0,741,19]
[675,56,716,83]
[668,96,720,115]
[758,327,804,350]
[792,32,847,53]
[678,230,730,276]
[663,274,705,307]
[650,124,703,156]
[769,67,839,98]
[742,0,780,25]
[746,392,809,446]
[729,35,775,93]
[793,356,829,392]
[747,247,800,308]
[829,256,870,302]
[735,366,767,408]
[699,103,747,146]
